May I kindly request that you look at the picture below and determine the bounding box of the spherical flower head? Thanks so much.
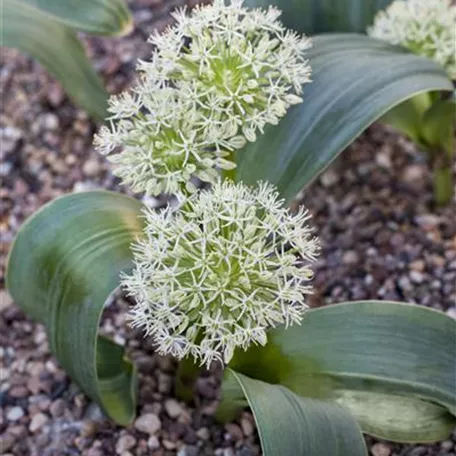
[94,89,238,195]
[123,180,319,367]
[94,0,311,197]
[143,0,312,143]
[368,0,456,79]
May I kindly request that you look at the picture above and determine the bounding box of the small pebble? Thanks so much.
[320,169,339,187]
[409,260,425,272]
[0,434,15,452]
[178,445,199,456]
[115,434,137,454]
[163,439,177,450]
[83,159,101,177]
[441,440,454,450]
[371,443,391,456]
[342,250,359,265]
[410,270,425,284]
[9,385,28,398]
[164,398,183,419]
[225,423,243,441]
[402,164,425,183]
[7,406,24,422]
[134,413,161,435]
[0,290,13,312]
[415,214,440,230]
[49,398,66,417]
[41,113,59,130]
[147,435,160,450]
[240,417,254,437]
[29,413,49,432]
[196,427,210,441]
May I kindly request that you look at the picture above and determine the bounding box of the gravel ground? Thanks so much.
[1,0,455,455]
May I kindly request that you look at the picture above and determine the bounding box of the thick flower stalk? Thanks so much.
[124,180,319,366]
[94,0,311,195]
[368,0,456,79]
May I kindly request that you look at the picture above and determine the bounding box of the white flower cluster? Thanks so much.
[94,0,311,196]
[124,180,319,366]
[368,0,456,79]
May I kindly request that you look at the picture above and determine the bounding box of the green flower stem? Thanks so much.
[222,150,237,182]
[175,356,202,403]
[432,145,454,206]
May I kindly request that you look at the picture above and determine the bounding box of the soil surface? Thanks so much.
[1,1,455,455]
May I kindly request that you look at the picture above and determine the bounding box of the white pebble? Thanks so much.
[147,435,160,450]
[371,442,391,456]
[7,406,24,421]
[115,434,136,454]
[29,412,49,432]
[164,398,183,419]
[134,413,161,435]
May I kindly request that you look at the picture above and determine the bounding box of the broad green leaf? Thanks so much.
[245,0,393,34]
[2,0,108,120]
[6,191,145,425]
[222,370,367,456]
[22,0,133,36]
[236,35,453,202]
[229,301,456,442]
[335,390,456,443]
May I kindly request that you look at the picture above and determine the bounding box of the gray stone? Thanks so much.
[134,413,161,435]
[164,398,183,419]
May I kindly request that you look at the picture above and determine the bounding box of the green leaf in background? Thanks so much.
[6,191,145,425]
[245,0,393,34]
[421,94,456,205]
[379,92,434,146]
[228,301,456,442]
[222,370,368,456]
[2,0,109,120]
[21,0,133,36]
[421,94,456,154]
[236,35,453,203]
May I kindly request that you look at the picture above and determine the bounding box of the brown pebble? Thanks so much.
[0,433,16,452]
[0,290,13,311]
[83,159,101,177]
[225,423,243,441]
[9,386,29,398]
[342,250,359,265]
[50,398,66,417]
[26,376,43,395]
[240,417,254,437]
[409,259,425,272]
[81,420,99,438]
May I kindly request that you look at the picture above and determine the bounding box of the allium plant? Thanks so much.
[368,0,456,205]
[125,180,318,367]
[6,0,456,451]
[94,0,311,195]
[368,0,456,79]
